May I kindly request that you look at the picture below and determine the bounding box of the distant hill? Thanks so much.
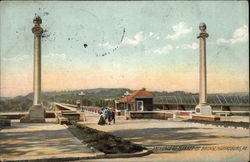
[0,88,133,112]
[0,88,248,112]
[40,88,134,100]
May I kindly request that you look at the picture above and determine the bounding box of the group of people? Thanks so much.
[98,107,115,125]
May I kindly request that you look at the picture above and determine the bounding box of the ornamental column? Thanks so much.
[32,16,43,105]
[195,23,212,115]
[21,16,45,123]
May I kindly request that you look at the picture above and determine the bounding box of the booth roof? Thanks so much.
[117,88,154,103]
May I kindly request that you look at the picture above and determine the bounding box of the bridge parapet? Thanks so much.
[84,106,102,114]
[53,103,85,124]
[154,94,249,106]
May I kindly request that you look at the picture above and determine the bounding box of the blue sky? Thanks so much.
[0,1,249,97]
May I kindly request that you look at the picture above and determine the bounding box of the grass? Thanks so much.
[67,122,145,154]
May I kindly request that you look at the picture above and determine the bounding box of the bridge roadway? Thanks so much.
[54,103,249,118]
[1,104,248,161]
[75,111,249,162]
[54,103,79,111]
[43,104,250,161]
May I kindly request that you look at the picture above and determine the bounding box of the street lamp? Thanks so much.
[78,91,85,111]
[124,91,130,111]
[121,95,125,110]
[124,91,130,120]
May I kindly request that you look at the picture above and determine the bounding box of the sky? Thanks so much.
[0,1,249,97]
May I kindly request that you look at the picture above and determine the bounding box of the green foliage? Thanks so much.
[0,88,198,112]
[0,97,32,112]
[0,88,130,112]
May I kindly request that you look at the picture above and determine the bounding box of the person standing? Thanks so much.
[104,107,109,124]
[111,110,115,124]
[98,108,105,125]
[108,109,114,125]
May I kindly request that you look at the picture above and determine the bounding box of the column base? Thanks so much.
[20,105,46,123]
[195,104,212,115]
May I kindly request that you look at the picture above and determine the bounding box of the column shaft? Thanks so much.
[33,35,41,105]
[195,23,212,115]
[199,37,207,104]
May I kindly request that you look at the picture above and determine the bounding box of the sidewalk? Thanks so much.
[0,122,97,161]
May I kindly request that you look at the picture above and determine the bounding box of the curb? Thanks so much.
[1,148,151,162]
[97,149,152,159]
[0,150,152,162]
[182,120,249,130]
[1,156,96,162]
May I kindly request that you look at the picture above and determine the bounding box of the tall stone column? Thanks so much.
[195,23,212,115]
[32,17,43,105]
[21,16,45,123]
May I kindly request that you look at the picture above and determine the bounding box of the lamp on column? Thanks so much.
[195,23,212,115]
[78,91,86,112]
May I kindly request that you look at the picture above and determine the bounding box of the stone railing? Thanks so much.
[84,106,102,114]
[129,111,174,120]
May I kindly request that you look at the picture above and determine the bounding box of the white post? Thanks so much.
[195,23,212,115]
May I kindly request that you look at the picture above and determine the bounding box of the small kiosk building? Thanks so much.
[115,88,154,112]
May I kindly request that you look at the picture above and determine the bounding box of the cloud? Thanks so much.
[165,22,192,40]
[99,42,115,49]
[2,54,30,62]
[216,25,248,44]
[156,36,160,40]
[177,42,198,50]
[99,32,145,51]
[44,53,66,59]
[121,32,144,46]
[149,32,154,36]
[153,45,173,54]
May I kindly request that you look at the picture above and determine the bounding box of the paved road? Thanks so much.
[0,113,248,162]
[79,111,249,162]
[0,121,96,161]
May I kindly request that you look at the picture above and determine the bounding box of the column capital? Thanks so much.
[197,23,209,39]
[32,16,43,37]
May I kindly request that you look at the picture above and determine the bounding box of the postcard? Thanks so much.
[0,1,249,162]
